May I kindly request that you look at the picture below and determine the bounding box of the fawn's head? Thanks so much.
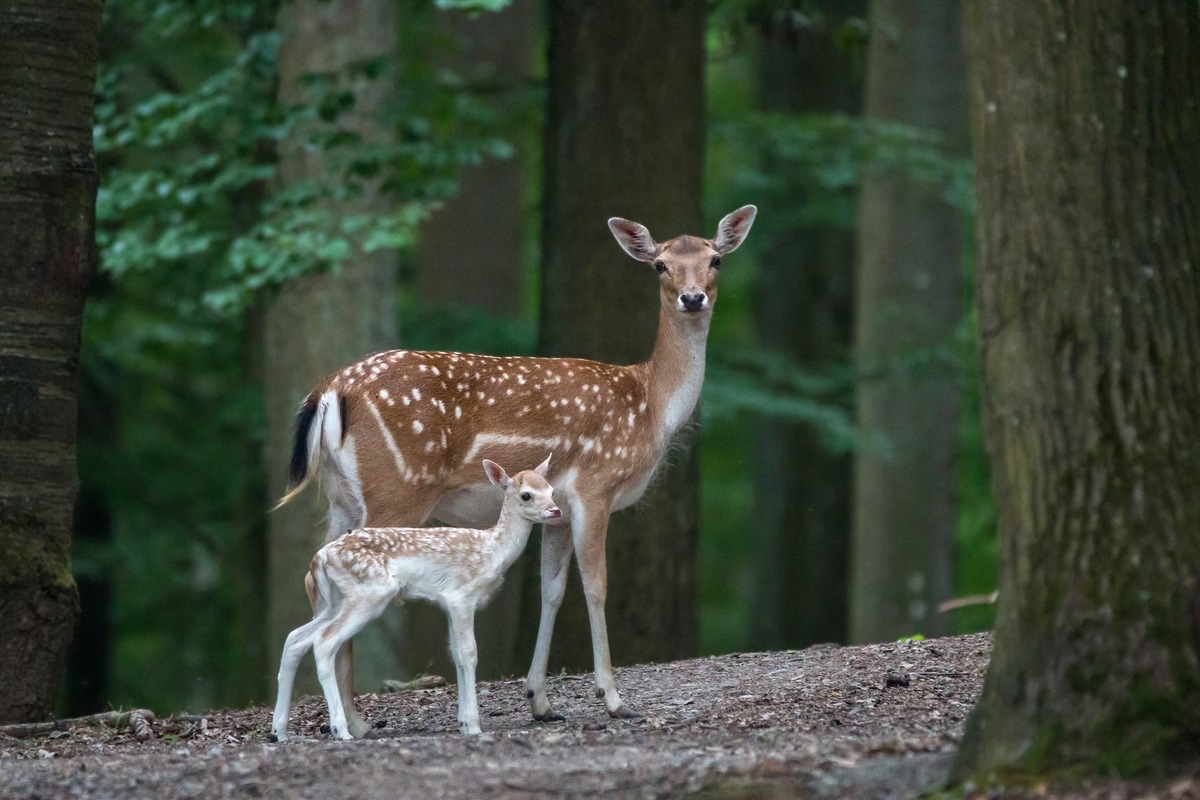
[608,205,757,317]
[483,455,561,522]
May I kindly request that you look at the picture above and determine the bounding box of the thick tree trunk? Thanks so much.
[953,1,1200,778]
[0,0,102,722]
[265,0,404,694]
[527,0,705,669]
[850,0,965,644]
[749,5,862,651]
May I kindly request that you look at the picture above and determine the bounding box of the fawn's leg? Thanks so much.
[525,523,573,721]
[445,599,481,734]
[314,593,390,741]
[325,492,440,738]
[573,502,637,718]
[270,616,324,741]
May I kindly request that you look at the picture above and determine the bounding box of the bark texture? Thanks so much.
[264,0,403,693]
[749,4,862,651]
[953,0,1200,777]
[528,0,705,668]
[850,0,965,644]
[0,0,103,722]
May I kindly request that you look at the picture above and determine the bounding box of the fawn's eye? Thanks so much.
[520,492,532,502]
[711,256,722,269]
[654,261,667,274]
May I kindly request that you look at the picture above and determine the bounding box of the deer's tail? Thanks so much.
[273,390,344,510]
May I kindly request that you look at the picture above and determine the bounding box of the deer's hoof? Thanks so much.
[608,704,642,720]
[533,710,566,723]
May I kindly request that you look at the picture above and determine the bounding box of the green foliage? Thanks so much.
[79,0,524,712]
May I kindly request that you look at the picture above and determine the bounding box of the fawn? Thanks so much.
[270,456,560,740]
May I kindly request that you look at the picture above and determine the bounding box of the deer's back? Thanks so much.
[325,349,663,526]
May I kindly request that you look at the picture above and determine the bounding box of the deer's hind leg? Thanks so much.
[312,586,393,741]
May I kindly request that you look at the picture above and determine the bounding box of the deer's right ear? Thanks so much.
[608,217,658,263]
[482,459,510,489]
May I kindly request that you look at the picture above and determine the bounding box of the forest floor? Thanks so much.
[1,632,1197,799]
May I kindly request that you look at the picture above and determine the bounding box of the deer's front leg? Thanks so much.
[573,505,639,719]
[525,524,573,721]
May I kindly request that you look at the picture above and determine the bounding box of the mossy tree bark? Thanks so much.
[850,0,966,644]
[0,0,103,722]
[749,4,863,651]
[953,1,1200,778]
[527,0,705,669]
[264,0,404,694]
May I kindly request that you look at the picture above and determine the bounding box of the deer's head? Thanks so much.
[608,205,757,316]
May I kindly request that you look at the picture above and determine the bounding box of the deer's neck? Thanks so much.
[487,505,536,573]
[643,307,711,447]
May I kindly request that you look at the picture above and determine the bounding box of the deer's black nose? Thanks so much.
[680,292,707,312]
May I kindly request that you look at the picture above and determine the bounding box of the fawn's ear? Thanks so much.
[534,453,552,477]
[483,459,510,489]
[713,205,757,255]
[608,217,658,263]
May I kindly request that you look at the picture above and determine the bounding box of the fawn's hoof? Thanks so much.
[533,709,566,723]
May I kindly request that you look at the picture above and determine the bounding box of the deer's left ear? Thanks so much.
[608,217,658,263]
[534,453,552,477]
[482,459,510,489]
[713,205,757,255]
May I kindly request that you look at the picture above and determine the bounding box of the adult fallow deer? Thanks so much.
[277,205,756,736]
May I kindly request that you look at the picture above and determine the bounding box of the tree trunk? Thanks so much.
[749,4,862,652]
[526,0,705,669]
[849,0,965,644]
[952,1,1200,778]
[414,0,536,318]
[0,0,102,723]
[408,0,538,682]
[265,0,404,695]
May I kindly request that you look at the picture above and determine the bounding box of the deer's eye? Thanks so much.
[520,492,532,502]
[654,261,667,274]
[711,256,722,269]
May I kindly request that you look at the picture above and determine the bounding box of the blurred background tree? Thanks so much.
[61,0,992,715]
[849,0,966,644]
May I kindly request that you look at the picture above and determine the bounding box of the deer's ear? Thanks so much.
[534,453,552,477]
[714,205,757,255]
[608,217,658,263]
[482,459,510,489]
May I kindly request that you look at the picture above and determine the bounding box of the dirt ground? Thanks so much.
[1,632,1196,799]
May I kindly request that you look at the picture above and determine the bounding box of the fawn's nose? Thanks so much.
[679,292,707,312]
[546,506,562,519]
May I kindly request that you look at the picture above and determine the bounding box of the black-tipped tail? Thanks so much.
[287,395,320,491]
